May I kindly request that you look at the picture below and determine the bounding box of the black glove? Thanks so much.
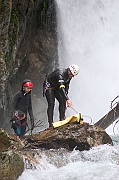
[30,118,34,130]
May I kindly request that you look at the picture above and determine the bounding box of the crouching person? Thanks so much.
[11,79,34,138]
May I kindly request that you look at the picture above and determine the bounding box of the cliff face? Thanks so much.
[0,0,58,131]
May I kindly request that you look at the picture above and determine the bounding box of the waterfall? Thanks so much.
[55,0,119,134]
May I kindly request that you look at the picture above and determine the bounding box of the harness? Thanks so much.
[15,111,26,121]
[43,71,70,98]
[11,110,26,129]
[43,76,56,96]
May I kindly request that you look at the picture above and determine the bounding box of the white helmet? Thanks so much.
[68,64,79,76]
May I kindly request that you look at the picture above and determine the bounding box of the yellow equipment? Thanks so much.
[52,113,83,128]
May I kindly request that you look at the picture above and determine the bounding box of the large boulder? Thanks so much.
[0,128,24,180]
[24,123,113,151]
[0,128,24,151]
[0,151,24,180]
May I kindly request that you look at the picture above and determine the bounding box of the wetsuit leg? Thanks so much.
[45,89,55,126]
[20,123,26,136]
[14,122,26,137]
[12,118,21,136]
[14,127,21,136]
[55,90,66,121]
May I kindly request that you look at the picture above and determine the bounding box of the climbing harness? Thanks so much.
[10,110,26,130]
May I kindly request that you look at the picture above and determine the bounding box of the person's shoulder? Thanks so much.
[49,68,66,77]
[14,90,22,97]
[55,68,66,73]
[53,68,65,72]
[59,68,68,74]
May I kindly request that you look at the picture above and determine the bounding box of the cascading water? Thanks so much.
[55,0,119,134]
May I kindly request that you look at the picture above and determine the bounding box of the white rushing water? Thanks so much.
[18,136,119,180]
[18,0,119,179]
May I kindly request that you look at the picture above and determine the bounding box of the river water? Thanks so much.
[18,135,119,180]
[18,0,119,179]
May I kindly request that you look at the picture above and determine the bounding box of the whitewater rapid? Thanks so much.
[18,135,119,180]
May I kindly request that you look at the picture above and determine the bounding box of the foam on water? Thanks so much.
[18,137,119,180]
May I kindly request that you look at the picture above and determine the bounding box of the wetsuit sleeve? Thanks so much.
[28,97,34,118]
[65,79,71,94]
[58,79,69,100]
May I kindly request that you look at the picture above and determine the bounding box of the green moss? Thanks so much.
[5,9,19,67]
[42,1,47,8]
[10,10,18,27]
[0,0,5,13]
[0,131,11,151]
[30,0,34,3]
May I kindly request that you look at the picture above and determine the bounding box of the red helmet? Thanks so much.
[23,81,33,88]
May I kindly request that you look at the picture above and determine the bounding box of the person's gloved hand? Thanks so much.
[31,118,34,130]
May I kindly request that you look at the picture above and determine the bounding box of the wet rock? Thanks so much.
[24,124,113,151]
[0,128,24,151]
[0,151,24,180]
[0,128,24,180]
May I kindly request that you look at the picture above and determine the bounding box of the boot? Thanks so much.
[45,121,54,131]
[59,116,66,121]
[49,121,53,127]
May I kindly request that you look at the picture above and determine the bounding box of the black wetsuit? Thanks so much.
[43,68,72,125]
[12,90,33,118]
[12,89,33,136]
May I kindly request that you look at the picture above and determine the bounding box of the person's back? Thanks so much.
[47,68,71,88]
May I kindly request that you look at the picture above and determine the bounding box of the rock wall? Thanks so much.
[0,0,58,132]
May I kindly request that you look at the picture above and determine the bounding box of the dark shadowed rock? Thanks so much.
[24,123,113,151]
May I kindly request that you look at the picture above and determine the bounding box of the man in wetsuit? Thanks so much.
[11,79,34,138]
[43,64,79,127]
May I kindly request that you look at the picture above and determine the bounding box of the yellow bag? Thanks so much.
[52,113,83,128]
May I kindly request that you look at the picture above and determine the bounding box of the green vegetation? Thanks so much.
[30,0,34,3]
[0,130,11,151]
[0,0,5,13]
[5,9,18,68]
[42,1,47,8]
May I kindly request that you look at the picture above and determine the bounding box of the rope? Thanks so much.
[70,106,93,124]
[113,119,119,135]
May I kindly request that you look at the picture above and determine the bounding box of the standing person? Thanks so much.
[11,79,34,138]
[43,64,79,128]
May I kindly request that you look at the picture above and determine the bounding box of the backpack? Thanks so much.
[10,110,26,130]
